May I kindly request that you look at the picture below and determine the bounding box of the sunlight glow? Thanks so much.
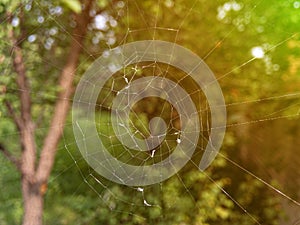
[251,46,265,58]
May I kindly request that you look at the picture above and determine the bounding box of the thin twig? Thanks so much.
[4,100,23,132]
[0,143,21,171]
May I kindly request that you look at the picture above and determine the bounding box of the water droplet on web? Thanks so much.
[137,187,144,192]
[150,150,156,158]
[143,199,152,207]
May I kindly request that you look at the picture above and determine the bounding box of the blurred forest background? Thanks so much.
[0,0,300,225]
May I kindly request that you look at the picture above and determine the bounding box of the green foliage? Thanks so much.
[97,0,109,8]
[0,156,22,225]
[60,0,81,13]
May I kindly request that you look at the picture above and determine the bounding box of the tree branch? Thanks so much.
[0,86,22,131]
[0,143,21,171]
[36,0,94,183]
[8,10,37,180]
[4,100,24,132]
[9,36,32,123]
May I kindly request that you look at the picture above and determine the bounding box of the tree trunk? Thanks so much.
[21,178,44,225]
[2,2,97,225]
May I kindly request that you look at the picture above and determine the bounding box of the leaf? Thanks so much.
[97,0,109,8]
[60,0,81,14]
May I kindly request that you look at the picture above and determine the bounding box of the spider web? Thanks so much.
[1,0,300,224]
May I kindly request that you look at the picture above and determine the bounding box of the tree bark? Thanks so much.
[21,178,44,225]
[35,0,93,186]
[23,2,93,225]
[3,1,96,225]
